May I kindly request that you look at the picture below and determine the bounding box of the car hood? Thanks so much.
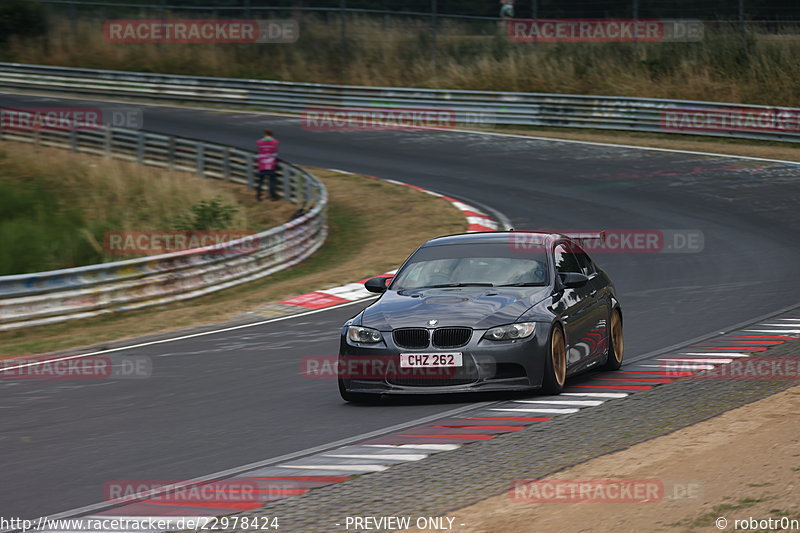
[360,287,550,330]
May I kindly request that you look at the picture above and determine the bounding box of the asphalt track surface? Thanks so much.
[1,93,799,519]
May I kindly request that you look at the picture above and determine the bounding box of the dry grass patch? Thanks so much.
[0,168,466,357]
[7,17,800,105]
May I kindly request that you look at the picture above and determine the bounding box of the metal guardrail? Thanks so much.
[0,123,328,331]
[0,62,798,144]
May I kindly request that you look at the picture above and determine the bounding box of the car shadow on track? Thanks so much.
[341,371,612,406]
[340,390,553,407]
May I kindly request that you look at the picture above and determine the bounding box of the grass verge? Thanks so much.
[0,168,465,357]
[0,143,296,274]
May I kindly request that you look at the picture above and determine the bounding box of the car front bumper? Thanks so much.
[338,323,552,395]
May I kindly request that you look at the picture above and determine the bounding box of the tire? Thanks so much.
[603,309,624,370]
[338,377,379,404]
[540,325,567,395]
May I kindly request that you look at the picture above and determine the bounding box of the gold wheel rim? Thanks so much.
[552,329,566,387]
[611,312,624,364]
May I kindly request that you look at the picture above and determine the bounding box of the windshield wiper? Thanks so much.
[417,282,495,288]
[496,282,546,287]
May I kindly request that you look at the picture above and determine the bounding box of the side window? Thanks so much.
[553,244,581,274]
[571,244,596,276]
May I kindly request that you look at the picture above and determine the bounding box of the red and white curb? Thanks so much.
[373,176,499,233]
[45,313,798,531]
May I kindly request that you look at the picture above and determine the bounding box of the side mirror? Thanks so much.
[364,276,392,294]
[559,272,589,289]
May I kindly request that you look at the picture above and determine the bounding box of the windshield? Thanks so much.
[391,243,549,289]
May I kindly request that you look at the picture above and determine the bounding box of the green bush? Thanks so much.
[172,197,238,231]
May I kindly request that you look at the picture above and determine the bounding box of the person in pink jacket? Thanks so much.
[256,128,280,201]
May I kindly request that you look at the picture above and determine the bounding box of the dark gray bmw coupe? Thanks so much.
[338,231,623,402]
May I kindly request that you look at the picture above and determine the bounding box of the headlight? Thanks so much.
[347,325,383,344]
[482,322,536,341]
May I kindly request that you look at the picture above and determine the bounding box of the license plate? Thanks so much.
[399,353,463,368]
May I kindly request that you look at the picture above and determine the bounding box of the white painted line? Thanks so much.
[318,283,366,296]
[560,392,629,398]
[678,352,750,357]
[466,216,498,227]
[660,358,734,364]
[0,297,378,374]
[23,400,493,522]
[363,444,461,451]
[318,284,373,300]
[326,288,372,300]
[322,453,427,461]
[489,407,580,414]
[638,364,716,370]
[757,323,800,328]
[451,201,485,213]
[512,400,605,406]
[276,464,388,472]
[743,329,800,333]
[772,318,800,322]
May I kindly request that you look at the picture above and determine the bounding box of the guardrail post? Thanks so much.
[196,144,205,177]
[104,128,112,155]
[69,3,78,37]
[339,0,348,72]
[69,129,77,152]
[738,0,747,57]
[283,167,292,203]
[246,153,255,189]
[222,147,231,181]
[136,134,145,163]
[167,136,176,169]
[431,0,438,67]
